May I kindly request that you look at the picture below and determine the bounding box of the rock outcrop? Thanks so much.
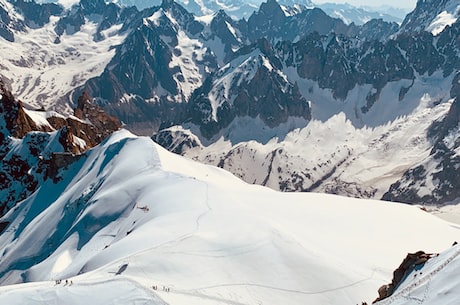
[373,251,436,303]
[0,80,121,217]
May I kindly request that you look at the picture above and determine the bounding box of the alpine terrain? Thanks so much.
[0,84,459,304]
[0,0,460,304]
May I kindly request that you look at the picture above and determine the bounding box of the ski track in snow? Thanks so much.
[178,269,376,296]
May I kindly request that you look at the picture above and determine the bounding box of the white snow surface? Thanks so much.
[0,16,127,113]
[426,2,460,36]
[0,130,459,305]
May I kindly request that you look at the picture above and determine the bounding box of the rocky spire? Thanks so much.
[161,0,175,10]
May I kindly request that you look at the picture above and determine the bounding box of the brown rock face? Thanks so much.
[71,91,122,148]
[1,81,121,154]
[0,82,122,218]
[0,80,51,139]
[42,91,122,153]
[373,251,435,303]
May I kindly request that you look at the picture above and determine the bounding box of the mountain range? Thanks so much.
[37,0,407,23]
[1,0,460,304]
[0,98,459,304]
[0,0,458,205]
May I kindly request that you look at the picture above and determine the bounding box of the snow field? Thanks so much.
[0,130,459,305]
[0,14,126,112]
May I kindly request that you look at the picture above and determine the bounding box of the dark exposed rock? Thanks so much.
[399,0,453,34]
[451,72,460,98]
[152,128,201,155]
[0,221,9,235]
[11,0,63,29]
[48,152,85,181]
[84,22,176,102]
[0,1,27,42]
[373,251,436,303]
[246,1,353,43]
[348,18,399,42]
[72,92,122,149]
[0,79,51,139]
[247,0,287,41]
[188,42,310,139]
[209,10,247,62]
[54,5,85,36]
[0,82,121,218]
[0,5,15,42]
[54,0,133,42]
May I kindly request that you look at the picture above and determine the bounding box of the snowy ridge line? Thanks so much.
[375,247,460,305]
[0,275,165,303]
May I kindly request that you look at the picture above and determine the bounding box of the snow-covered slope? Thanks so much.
[399,0,460,35]
[0,130,459,304]
[0,1,128,113]
[426,1,460,35]
[374,244,460,305]
[179,95,453,196]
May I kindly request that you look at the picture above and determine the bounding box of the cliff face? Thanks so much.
[0,80,121,217]
[0,80,49,140]
[373,251,436,303]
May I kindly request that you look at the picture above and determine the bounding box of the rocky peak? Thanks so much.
[209,10,245,61]
[247,0,286,41]
[160,0,203,35]
[161,0,175,10]
[74,91,94,119]
[0,79,46,139]
[11,0,63,28]
[0,0,25,42]
[351,18,399,42]
[263,0,284,12]
[399,0,458,35]
[373,251,437,303]
[72,92,122,148]
[80,0,107,15]
[0,82,122,218]
[188,44,310,138]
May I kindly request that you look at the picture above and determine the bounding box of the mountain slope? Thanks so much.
[399,0,460,35]
[383,97,460,204]
[0,129,459,305]
[0,80,121,217]
[187,41,310,137]
[0,0,130,114]
[373,244,460,305]
[154,16,460,204]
